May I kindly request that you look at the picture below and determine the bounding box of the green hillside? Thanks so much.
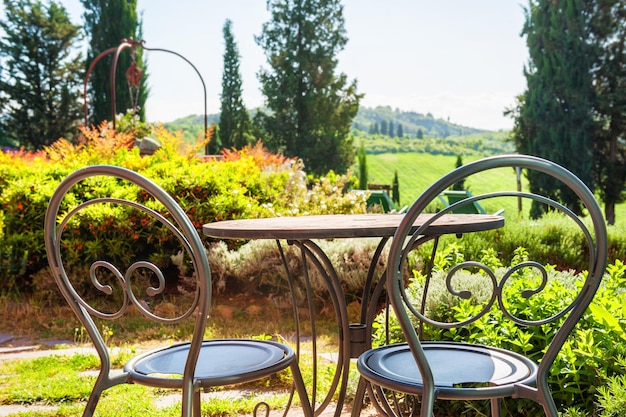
[360,152,626,221]
[360,153,459,206]
[162,109,622,220]
[164,105,506,147]
[163,114,218,143]
[353,129,513,156]
[353,153,525,214]
[164,107,517,213]
[353,105,488,138]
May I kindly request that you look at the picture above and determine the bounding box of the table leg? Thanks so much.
[358,235,443,417]
[274,234,442,417]
[298,239,351,417]
[279,236,424,417]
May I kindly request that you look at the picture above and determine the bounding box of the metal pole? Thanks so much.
[516,166,522,212]
[83,39,208,154]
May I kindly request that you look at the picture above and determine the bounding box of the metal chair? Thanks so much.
[44,165,313,417]
[352,154,608,417]
[437,189,504,215]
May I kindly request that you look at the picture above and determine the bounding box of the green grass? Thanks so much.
[0,350,313,417]
[364,153,457,207]
[359,153,524,214]
[0,326,345,417]
[0,355,98,405]
[359,152,626,221]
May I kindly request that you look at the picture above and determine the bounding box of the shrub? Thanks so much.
[372,248,626,416]
[409,211,615,272]
[0,125,367,297]
[206,237,384,309]
[595,371,626,417]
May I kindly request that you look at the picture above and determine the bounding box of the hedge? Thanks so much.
[0,125,367,296]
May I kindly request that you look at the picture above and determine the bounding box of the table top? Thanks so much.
[202,213,504,240]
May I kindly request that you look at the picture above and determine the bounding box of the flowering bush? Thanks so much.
[0,125,366,295]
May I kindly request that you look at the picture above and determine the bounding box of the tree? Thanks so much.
[388,120,394,138]
[255,0,362,176]
[391,169,400,205]
[380,120,388,136]
[81,0,147,125]
[396,123,403,138]
[451,154,466,191]
[357,141,367,190]
[368,122,379,135]
[589,0,626,225]
[510,0,596,218]
[218,19,250,151]
[416,128,423,139]
[0,0,83,149]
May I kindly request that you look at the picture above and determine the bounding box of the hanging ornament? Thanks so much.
[126,62,142,87]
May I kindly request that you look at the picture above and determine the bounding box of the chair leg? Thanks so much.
[82,389,102,417]
[540,392,559,417]
[290,362,314,417]
[193,389,201,417]
[490,397,501,417]
[351,377,368,417]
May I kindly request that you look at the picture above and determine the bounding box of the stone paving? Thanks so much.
[0,334,377,417]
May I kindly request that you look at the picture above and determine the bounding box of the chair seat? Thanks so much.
[125,339,296,389]
[357,341,538,399]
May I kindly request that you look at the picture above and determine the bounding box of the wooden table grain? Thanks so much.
[203,213,504,240]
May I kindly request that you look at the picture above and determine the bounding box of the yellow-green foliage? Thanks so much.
[0,124,367,296]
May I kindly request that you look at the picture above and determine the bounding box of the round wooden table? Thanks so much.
[203,213,504,416]
[203,213,504,240]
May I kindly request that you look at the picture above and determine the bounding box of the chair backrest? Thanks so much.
[44,165,211,375]
[386,154,607,405]
[438,190,487,214]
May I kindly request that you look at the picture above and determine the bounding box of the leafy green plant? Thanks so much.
[372,245,626,416]
[596,371,626,417]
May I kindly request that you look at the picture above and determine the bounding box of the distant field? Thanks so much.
[363,153,462,206]
[358,152,626,222]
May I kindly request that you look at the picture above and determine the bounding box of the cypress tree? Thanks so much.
[396,123,403,138]
[392,170,400,205]
[590,0,626,225]
[357,142,367,190]
[81,0,147,125]
[451,155,466,191]
[219,19,250,150]
[511,0,596,217]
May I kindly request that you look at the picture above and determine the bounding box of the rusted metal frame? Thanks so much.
[83,39,208,153]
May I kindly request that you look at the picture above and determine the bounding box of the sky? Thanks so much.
[58,1,529,131]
